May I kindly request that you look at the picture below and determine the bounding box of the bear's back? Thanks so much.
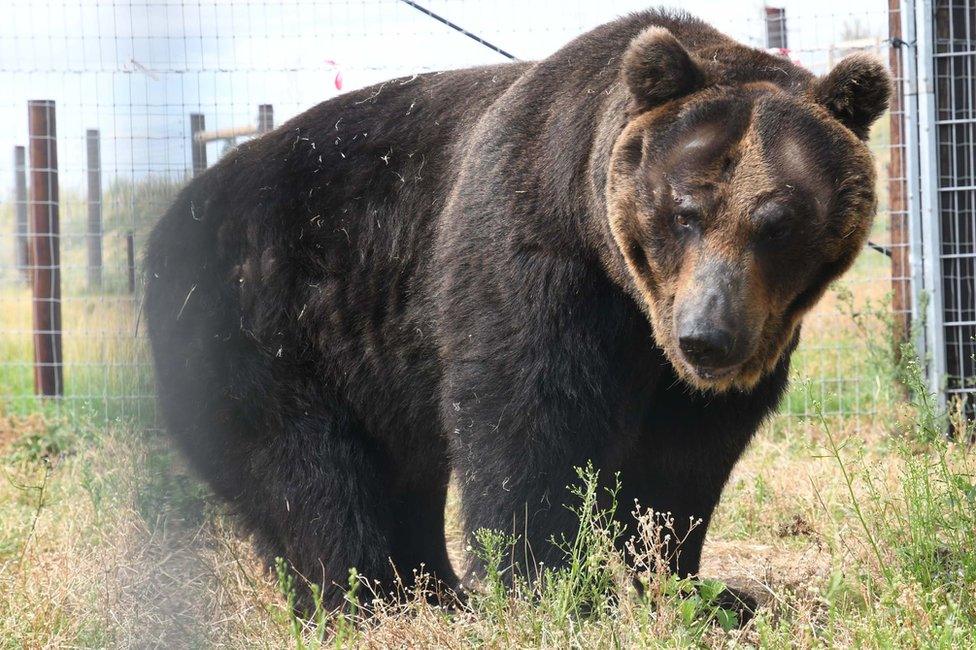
[145,62,529,446]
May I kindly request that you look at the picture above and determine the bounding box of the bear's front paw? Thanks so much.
[704,579,762,628]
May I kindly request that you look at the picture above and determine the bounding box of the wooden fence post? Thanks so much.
[13,145,29,280]
[888,0,911,357]
[86,128,103,290]
[28,99,63,398]
[190,113,207,176]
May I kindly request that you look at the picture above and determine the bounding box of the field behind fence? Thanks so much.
[0,0,911,430]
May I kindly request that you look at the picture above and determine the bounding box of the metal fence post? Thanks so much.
[27,99,63,398]
[13,145,29,280]
[913,0,948,408]
[86,128,103,290]
[899,0,929,368]
[190,112,207,176]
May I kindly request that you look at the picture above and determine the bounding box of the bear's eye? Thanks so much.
[754,203,793,242]
[673,209,699,231]
[762,221,790,241]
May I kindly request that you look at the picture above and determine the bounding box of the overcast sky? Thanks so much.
[0,0,888,195]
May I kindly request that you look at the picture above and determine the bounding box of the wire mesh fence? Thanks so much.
[933,0,975,418]
[0,0,936,430]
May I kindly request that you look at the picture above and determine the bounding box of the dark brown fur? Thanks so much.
[145,9,889,614]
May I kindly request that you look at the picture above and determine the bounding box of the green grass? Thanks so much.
[0,334,974,647]
[0,286,155,422]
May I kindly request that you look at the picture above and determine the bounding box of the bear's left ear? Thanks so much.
[815,54,892,140]
[622,27,706,113]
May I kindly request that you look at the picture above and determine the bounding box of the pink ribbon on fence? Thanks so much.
[325,60,343,90]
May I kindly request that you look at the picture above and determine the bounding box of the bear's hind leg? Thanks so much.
[239,404,401,612]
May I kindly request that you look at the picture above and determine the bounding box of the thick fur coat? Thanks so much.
[145,9,889,610]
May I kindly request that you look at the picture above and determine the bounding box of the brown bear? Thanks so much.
[145,9,889,613]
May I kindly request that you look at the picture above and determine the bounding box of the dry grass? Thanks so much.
[1,397,973,648]
[4,235,974,646]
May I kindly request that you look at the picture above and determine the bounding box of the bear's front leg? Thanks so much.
[436,253,654,587]
[617,359,791,579]
[446,362,627,587]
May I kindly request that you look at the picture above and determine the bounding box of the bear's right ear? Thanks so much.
[815,54,892,140]
[622,27,706,113]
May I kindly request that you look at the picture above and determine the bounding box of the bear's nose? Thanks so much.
[678,328,735,369]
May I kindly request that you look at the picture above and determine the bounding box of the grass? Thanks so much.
[1,316,975,647]
[0,285,154,421]
[0,173,176,422]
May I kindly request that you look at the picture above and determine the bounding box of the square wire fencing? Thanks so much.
[0,0,958,431]
[932,0,975,420]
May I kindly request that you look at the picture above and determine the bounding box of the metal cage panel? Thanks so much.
[934,0,976,416]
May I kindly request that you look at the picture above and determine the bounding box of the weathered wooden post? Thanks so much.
[27,100,63,398]
[86,128,103,290]
[13,145,29,280]
[888,0,911,355]
[190,113,207,176]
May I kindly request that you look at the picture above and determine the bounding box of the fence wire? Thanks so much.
[934,0,976,419]
[0,0,919,429]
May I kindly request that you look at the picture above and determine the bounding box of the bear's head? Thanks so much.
[606,27,891,393]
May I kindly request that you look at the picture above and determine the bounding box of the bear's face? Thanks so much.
[607,28,890,393]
